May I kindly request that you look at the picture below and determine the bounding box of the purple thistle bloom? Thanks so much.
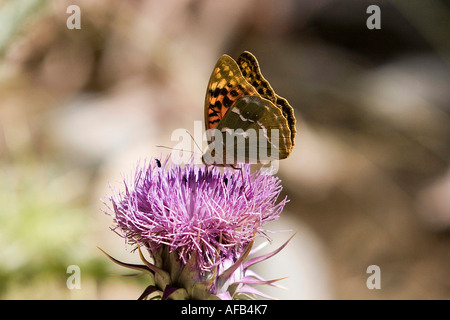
[103,156,291,299]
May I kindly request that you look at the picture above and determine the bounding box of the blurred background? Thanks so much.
[0,0,449,299]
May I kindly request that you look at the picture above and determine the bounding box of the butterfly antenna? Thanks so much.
[185,130,203,154]
[155,145,195,153]
[230,164,250,201]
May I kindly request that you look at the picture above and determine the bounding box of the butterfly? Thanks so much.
[202,51,296,167]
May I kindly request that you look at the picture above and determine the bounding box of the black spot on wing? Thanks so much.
[223,96,233,107]
[209,104,220,117]
[208,118,220,124]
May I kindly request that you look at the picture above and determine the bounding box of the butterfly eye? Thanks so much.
[155,159,162,167]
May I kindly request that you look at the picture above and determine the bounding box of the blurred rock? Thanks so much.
[44,82,161,165]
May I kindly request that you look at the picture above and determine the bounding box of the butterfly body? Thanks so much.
[203,51,296,167]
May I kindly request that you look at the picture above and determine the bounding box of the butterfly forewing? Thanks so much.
[204,55,259,130]
[236,51,277,104]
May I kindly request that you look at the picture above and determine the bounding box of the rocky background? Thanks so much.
[0,0,449,299]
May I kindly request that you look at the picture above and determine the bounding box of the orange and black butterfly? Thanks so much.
[202,51,296,166]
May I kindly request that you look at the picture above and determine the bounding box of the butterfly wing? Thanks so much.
[274,94,296,147]
[204,54,259,130]
[237,51,296,147]
[203,51,296,165]
[212,96,293,164]
[236,51,277,104]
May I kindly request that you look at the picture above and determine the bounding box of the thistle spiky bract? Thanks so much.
[102,157,293,300]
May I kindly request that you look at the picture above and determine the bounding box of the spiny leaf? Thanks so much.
[244,269,287,289]
[239,284,277,300]
[118,272,146,278]
[163,286,188,300]
[138,285,160,300]
[234,275,288,286]
[243,233,296,271]
[137,245,171,285]
[216,240,254,288]
[98,247,153,275]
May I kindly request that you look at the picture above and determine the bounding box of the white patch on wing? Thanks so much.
[232,107,255,123]
[221,127,234,135]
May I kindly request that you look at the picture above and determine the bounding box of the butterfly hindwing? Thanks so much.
[213,96,293,164]
[275,94,296,147]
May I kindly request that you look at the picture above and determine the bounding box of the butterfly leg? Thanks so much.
[229,164,249,201]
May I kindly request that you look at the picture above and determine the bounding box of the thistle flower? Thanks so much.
[102,156,293,300]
